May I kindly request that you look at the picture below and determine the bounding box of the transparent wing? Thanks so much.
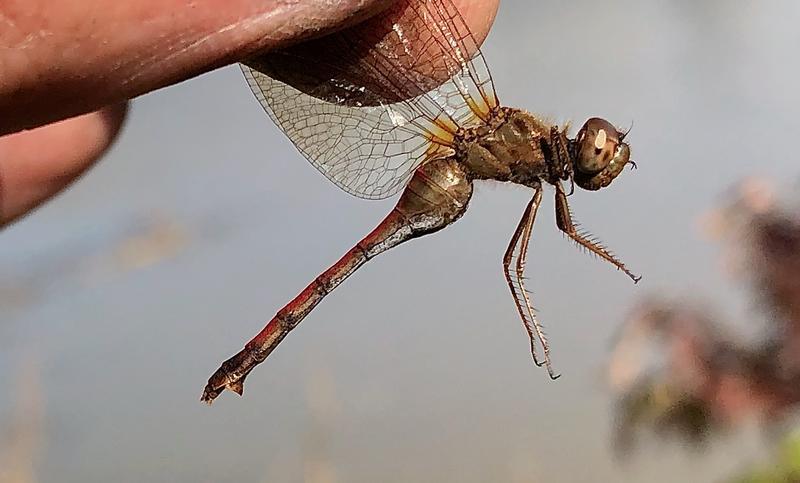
[243,0,499,199]
[242,64,443,199]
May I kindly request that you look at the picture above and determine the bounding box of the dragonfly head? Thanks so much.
[572,118,632,191]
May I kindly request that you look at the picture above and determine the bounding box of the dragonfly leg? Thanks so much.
[202,158,474,403]
[502,186,560,379]
[554,182,640,283]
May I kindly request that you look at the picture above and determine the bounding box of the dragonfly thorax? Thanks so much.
[455,110,634,193]
[455,108,577,189]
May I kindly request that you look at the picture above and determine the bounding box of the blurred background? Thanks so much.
[3,0,800,481]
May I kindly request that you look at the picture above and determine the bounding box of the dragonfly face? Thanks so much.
[573,118,633,191]
[202,0,640,403]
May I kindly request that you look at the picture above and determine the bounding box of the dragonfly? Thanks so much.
[202,0,639,403]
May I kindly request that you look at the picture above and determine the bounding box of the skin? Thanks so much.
[0,0,499,227]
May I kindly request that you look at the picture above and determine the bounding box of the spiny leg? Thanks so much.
[202,159,473,403]
[554,182,641,283]
[503,195,539,363]
[516,190,560,379]
[502,187,560,379]
[514,191,552,371]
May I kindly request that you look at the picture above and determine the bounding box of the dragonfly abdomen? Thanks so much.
[202,158,473,402]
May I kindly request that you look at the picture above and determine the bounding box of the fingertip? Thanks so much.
[0,103,129,227]
[453,0,500,46]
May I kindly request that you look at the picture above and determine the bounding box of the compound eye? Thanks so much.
[576,118,621,175]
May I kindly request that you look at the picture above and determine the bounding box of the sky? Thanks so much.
[2,0,800,482]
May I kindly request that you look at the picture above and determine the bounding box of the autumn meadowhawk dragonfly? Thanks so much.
[202,0,639,403]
